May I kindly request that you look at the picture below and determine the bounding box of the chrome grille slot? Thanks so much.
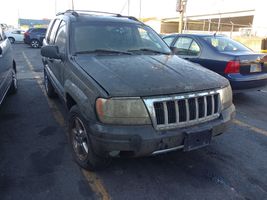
[144,90,221,130]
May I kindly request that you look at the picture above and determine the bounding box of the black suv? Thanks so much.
[0,27,17,105]
[24,28,47,48]
[41,10,235,170]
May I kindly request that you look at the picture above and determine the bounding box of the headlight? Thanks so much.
[96,97,151,125]
[219,85,233,110]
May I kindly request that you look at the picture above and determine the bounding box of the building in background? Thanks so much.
[18,18,50,30]
[142,0,266,38]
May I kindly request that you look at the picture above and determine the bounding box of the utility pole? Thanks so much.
[71,0,74,10]
[128,0,130,15]
[139,0,142,20]
[177,0,187,33]
[55,0,57,15]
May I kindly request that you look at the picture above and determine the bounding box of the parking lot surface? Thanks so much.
[0,44,267,200]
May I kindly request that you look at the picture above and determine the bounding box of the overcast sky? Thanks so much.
[0,0,257,26]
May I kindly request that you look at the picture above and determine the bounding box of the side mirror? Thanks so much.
[170,46,179,54]
[41,45,61,59]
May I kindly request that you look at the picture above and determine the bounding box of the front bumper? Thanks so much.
[89,104,235,157]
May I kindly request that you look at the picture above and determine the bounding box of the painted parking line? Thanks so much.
[22,52,65,127]
[22,51,111,200]
[233,119,267,137]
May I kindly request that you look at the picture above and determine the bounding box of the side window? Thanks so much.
[47,19,61,44]
[163,36,175,46]
[54,21,67,53]
[174,37,200,56]
[45,20,55,43]
[174,37,193,55]
[188,40,200,56]
[0,29,3,41]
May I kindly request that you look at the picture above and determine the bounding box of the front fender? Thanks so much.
[64,80,96,121]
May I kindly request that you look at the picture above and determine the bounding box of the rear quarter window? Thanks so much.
[163,36,175,46]
[203,36,251,52]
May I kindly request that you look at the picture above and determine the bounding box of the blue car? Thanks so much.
[163,34,267,92]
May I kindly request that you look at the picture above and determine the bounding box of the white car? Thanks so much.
[5,29,25,43]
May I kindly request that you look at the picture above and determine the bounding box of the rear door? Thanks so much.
[39,28,47,44]
[172,36,201,61]
[43,19,65,96]
[13,30,24,42]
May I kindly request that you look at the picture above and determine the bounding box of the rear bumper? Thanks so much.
[88,104,235,157]
[226,73,267,91]
[24,38,30,44]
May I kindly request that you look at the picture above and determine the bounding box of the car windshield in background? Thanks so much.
[203,36,252,52]
[71,21,171,55]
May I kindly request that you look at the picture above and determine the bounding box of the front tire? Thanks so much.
[30,39,40,48]
[68,105,111,171]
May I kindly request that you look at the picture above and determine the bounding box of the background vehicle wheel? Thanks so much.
[8,69,17,94]
[44,70,57,98]
[8,37,15,44]
[30,39,40,48]
[69,105,111,171]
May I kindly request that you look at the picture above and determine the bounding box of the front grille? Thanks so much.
[144,91,221,130]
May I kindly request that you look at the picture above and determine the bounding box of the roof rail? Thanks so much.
[57,10,122,17]
[56,10,144,24]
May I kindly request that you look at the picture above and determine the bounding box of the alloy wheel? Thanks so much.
[71,117,89,161]
[31,40,39,48]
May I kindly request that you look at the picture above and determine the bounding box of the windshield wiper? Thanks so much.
[128,48,171,55]
[75,49,132,55]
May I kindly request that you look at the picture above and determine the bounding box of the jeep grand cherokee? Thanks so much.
[41,10,235,170]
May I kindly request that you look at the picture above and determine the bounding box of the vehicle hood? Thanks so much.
[74,54,229,97]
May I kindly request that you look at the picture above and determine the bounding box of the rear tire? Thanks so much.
[30,39,40,48]
[68,105,111,171]
[44,70,56,98]
[8,69,17,94]
[8,37,15,44]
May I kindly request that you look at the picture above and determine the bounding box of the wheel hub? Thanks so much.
[71,117,89,161]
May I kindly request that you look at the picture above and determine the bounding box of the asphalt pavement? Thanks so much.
[0,43,266,200]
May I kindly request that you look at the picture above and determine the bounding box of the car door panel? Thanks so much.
[0,37,13,103]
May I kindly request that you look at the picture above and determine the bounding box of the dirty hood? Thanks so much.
[74,54,229,97]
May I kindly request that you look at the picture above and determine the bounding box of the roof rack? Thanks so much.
[56,10,144,24]
[57,10,122,17]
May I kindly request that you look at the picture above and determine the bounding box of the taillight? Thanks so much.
[224,61,240,74]
[24,32,29,37]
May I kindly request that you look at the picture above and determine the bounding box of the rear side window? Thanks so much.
[203,36,251,52]
[189,41,200,56]
[174,37,200,56]
[46,19,61,44]
[0,28,3,41]
[54,21,67,53]
[163,36,175,46]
